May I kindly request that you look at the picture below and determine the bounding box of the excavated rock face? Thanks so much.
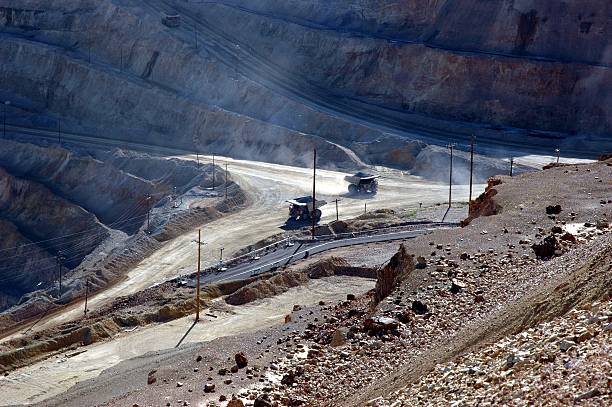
[1,0,609,173]
[375,244,415,303]
[0,141,243,312]
[462,178,503,226]
[198,0,612,137]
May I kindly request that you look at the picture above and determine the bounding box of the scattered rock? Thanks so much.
[330,328,348,347]
[147,370,157,385]
[204,383,216,393]
[254,394,273,407]
[235,352,248,369]
[545,205,562,215]
[411,300,428,315]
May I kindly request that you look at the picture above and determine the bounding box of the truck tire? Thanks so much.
[348,184,358,194]
[314,209,322,221]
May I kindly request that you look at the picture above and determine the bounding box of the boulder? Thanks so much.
[330,328,348,347]
[363,316,399,334]
[235,352,248,368]
[147,370,157,385]
[411,300,428,315]
[227,396,245,407]
[204,383,216,393]
[450,279,466,294]
[545,205,562,215]
[532,235,558,259]
[254,394,273,407]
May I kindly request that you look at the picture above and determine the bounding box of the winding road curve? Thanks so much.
[1,125,475,344]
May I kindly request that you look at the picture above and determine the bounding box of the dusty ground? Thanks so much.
[41,157,612,405]
[1,276,375,406]
[0,154,477,345]
[1,155,606,406]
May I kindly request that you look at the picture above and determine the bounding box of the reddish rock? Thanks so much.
[235,352,248,368]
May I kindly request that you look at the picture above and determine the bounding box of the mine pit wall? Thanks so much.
[0,34,363,170]
[0,1,389,169]
[0,141,158,234]
[0,166,108,310]
[94,150,215,194]
[216,0,610,66]
[0,219,55,309]
[199,1,611,137]
[0,167,109,266]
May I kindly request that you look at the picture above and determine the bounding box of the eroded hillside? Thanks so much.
[0,141,244,315]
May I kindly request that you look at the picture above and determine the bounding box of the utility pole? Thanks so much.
[56,252,65,300]
[3,101,10,138]
[448,143,455,209]
[146,195,152,233]
[212,154,215,190]
[311,148,317,240]
[364,202,367,214]
[509,157,514,177]
[195,229,202,322]
[84,278,89,316]
[555,148,560,164]
[334,198,341,221]
[219,247,224,264]
[468,136,475,214]
[225,163,228,200]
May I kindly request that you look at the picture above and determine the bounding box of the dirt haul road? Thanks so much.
[0,276,375,406]
[1,155,477,344]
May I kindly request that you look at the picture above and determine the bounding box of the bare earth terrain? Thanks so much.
[2,157,607,406]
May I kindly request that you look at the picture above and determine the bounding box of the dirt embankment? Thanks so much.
[225,257,375,306]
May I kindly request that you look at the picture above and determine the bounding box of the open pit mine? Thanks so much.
[0,1,610,406]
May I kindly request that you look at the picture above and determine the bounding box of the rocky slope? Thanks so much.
[0,141,245,314]
[24,155,610,407]
[1,0,609,172]
[386,298,611,406]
